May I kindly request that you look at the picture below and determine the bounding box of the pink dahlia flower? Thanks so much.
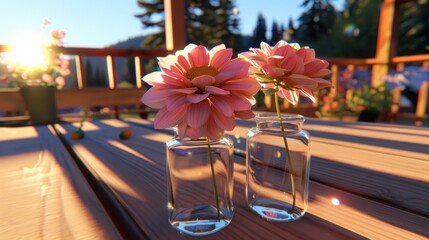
[239,41,332,104]
[141,44,260,140]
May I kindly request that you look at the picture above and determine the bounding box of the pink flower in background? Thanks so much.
[141,43,260,140]
[1,18,70,89]
[239,41,331,104]
[43,17,51,27]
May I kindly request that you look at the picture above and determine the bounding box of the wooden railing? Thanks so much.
[1,44,428,124]
[0,45,172,122]
[324,54,429,121]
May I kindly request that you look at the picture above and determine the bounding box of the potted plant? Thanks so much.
[353,83,395,122]
[0,18,70,125]
[316,89,360,121]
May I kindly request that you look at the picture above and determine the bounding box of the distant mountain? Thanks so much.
[108,35,147,49]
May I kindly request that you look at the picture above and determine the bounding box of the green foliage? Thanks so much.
[352,83,394,112]
[294,0,336,44]
[135,0,240,51]
[187,0,240,50]
[316,89,360,118]
[135,0,165,50]
[135,0,240,71]
[397,1,429,56]
[304,0,382,58]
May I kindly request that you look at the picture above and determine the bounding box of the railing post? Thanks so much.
[106,55,120,118]
[75,55,85,89]
[164,0,186,51]
[372,0,399,86]
[416,81,429,118]
[134,56,142,88]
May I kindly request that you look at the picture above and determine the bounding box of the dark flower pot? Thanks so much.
[358,109,379,122]
[20,85,57,125]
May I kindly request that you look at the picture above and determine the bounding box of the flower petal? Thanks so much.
[187,100,210,128]
[176,54,192,72]
[209,44,232,69]
[234,110,255,119]
[154,105,187,129]
[298,87,316,102]
[191,75,216,88]
[141,87,170,108]
[260,42,272,55]
[187,92,210,103]
[207,117,223,140]
[218,58,250,79]
[170,87,198,94]
[165,93,189,110]
[228,93,254,110]
[142,72,164,86]
[211,96,234,116]
[222,78,261,95]
[212,107,235,131]
[278,88,298,105]
[189,45,209,67]
[186,126,207,140]
[296,47,315,63]
[305,60,330,77]
[288,74,318,90]
[205,85,230,95]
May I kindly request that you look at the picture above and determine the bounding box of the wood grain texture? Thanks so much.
[58,119,429,239]
[0,87,145,111]
[0,125,121,239]
[195,117,429,218]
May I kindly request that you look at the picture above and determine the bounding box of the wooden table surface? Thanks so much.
[1,117,428,240]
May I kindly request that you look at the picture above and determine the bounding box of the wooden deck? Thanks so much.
[1,117,428,239]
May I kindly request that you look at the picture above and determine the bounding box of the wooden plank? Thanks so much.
[57,119,429,239]
[57,88,144,108]
[56,120,367,240]
[0,88,26,111]
[0,125,121,239]
[0,44,171,57]
[128,117,429,217]
[391,54,429,64]
[0,88,145,111]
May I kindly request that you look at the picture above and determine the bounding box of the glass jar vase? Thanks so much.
[246,113,311,222]
[166,131,234,236]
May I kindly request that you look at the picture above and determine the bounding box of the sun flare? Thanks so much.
[9,33,46,68]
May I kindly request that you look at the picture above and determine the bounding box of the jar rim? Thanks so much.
[255,113,305,122]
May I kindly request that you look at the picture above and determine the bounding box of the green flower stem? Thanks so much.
[207,137,221,221]
[274,90,296,212]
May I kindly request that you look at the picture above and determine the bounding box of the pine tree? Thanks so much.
[286,18,296,42]
[250,13,267,48]
[269,21,280,45]
[121,57,136,86]
[295,0,336,45]
[396,1,429,55]
[313,0,382,58]
[135,0,165,50]
[135,0,240,51]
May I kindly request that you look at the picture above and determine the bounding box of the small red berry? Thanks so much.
[70,129,84,140]
[119,129,132,140]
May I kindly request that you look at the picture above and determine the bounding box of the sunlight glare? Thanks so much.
[331,198,340,206]
[9,33,45,68]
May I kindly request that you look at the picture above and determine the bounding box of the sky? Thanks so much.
[0,0,344,48]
